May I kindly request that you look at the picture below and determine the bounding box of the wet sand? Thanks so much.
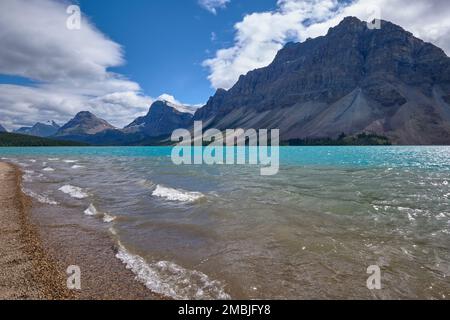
[0,162,161,300]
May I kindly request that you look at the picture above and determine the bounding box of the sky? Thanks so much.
[1,0,450,130]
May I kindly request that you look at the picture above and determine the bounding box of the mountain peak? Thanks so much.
[74,111,96,119]
[153,99,197,115]
[57,111,115,136]
[13,120,60,137]
[0,123,7,133]
[339,16,364,26]
[50,120,60,127]
[124,100,194,137]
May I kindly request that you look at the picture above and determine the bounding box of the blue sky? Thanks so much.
[1,0,449,129]
[77,0,277,105]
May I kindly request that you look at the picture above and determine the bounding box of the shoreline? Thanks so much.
[0,162,72,299]
[0,161,162,300]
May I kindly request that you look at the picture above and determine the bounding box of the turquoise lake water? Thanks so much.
[1,146,449,299]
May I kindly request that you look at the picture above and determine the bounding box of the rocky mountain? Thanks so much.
[194,17,450,145]
[56,111,115,137]
[15,121,60,137]
[125,100,194,137]
[51,102,194,145]
[0,124,6,133]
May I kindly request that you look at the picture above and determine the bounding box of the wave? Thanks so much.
[58,185,88,199]
[63,160,78,163]
[103,213,117,223]
[48,158,59,161]
[152,185,204,203]
[43,167,55,172]
[23,170,34,182]
[21,187,58,205]
[71,165,85,169]
[17,162,29,167]
[115,242,230,300]
[84,204,116,223]
[84,204,98,216]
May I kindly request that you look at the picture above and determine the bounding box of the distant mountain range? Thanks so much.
[0,124,6,133]
[15,121,60,137]
[2,17,450,146]
[47,100,194,145]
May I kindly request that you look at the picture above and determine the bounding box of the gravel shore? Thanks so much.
[0,162,72,299]
[0,161,162,300]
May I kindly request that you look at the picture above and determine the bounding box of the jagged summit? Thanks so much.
[15,121,60,137]
[125,100,193,137]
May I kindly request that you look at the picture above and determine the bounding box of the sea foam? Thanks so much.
[59,185,88,199]
[152,185,204,203]
[84,204,98,216]
[103,213,117,223]
[23,170,34,182]
[115,242,230,300]
[21,187,58,205]
[84,204,116,223]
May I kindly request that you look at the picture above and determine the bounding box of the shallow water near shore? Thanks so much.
[1,146,449,299]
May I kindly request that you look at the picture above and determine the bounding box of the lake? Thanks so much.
[1,146,449,299]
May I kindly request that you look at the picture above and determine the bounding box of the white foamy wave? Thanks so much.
[59,185,88,199]
[64,160,78,163]
[84,204,116,223]
[152,185,204,203]
[48,158,59,161]
[84,204,98,216]
[43,167,55,172]
[71,165,85,169]
[23,170,34,182]
[116,242,230,300]
[109,227,118,236]
[21,187,58,205]
[103,213,117,223]
[29,159,36,163]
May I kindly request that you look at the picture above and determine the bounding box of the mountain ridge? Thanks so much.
[56,111,116,137]
[4,17,450,146]
[124,100,194,137]
[15,121,60,137]
[194,16,450,145]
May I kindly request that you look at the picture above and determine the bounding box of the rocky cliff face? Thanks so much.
[56,111,115,137]
[125,100,194,137]
[194,17,450,145]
